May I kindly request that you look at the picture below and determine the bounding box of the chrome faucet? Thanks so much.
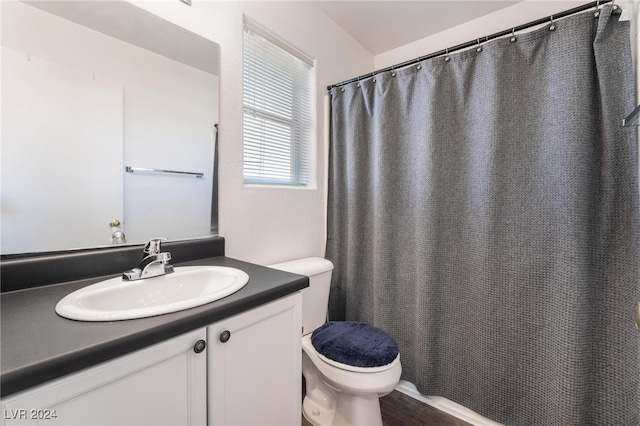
[122,238,174,281]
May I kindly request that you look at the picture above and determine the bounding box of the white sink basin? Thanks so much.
[55,266,250,321]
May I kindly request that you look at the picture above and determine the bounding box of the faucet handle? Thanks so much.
[144,238,167,255]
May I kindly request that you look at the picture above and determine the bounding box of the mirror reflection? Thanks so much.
[1,1,220,255]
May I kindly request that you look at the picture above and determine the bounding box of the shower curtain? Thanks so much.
[326,6,640,426]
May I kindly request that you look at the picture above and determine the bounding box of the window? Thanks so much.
[242,18,314,186]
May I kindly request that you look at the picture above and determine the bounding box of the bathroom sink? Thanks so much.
[55,266,250,321]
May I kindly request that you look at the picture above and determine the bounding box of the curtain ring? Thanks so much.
[510,28,517,43]
[372,69,377,83]
[549,15,556,31]
[391,65,396,77]
[476,38,483,53]
[444,48,451,62]
[416,56,423,70]
[612,0,620,13]
[594,0,601,17]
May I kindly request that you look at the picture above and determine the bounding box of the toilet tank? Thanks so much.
[268,257,334,335]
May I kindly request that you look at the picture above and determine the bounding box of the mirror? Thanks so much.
[1,0,220,255]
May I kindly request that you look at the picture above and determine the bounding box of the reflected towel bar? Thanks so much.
[125,166,204,178]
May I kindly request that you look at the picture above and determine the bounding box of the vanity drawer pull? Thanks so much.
[220,330,231,343]
[193,339,207,353]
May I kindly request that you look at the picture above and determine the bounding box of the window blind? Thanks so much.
[243,19,313,186]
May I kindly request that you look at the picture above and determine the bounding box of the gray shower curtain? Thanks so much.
[326,6,640,426]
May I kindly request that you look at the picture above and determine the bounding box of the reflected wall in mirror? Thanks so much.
[1,0,220,255]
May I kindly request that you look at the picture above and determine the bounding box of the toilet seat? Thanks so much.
[311,321,400,369]
[315,349,400,373]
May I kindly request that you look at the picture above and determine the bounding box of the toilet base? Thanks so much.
[302,392,384,426]
[302,349,389,426]
[302,394,336,426]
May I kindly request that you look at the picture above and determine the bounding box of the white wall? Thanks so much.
[132,1,373,265]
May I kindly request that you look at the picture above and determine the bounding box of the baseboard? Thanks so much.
[395,380,504,426]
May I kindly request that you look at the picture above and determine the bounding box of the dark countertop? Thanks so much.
[1,256,308,397]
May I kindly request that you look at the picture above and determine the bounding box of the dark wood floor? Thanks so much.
[301,390,473,426]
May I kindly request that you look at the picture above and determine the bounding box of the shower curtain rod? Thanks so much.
[327,0,614,91]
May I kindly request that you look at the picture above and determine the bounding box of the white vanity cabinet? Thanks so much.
[1,328,207,426]
[1,293,303,426]
[208,292,302,426]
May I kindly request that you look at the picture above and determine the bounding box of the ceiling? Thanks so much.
[312,1,522,55]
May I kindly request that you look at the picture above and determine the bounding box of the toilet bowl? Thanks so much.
[302,333,401,426]
[268,257,402,426]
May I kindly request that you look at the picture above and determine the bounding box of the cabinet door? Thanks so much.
[1,329,207,426]
[208,293,302,426]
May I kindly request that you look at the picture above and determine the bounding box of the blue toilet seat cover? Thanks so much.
[311,321,399,368]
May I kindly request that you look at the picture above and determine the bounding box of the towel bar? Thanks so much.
[125,166,203,178]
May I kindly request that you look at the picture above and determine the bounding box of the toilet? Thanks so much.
[269,257,402,426]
